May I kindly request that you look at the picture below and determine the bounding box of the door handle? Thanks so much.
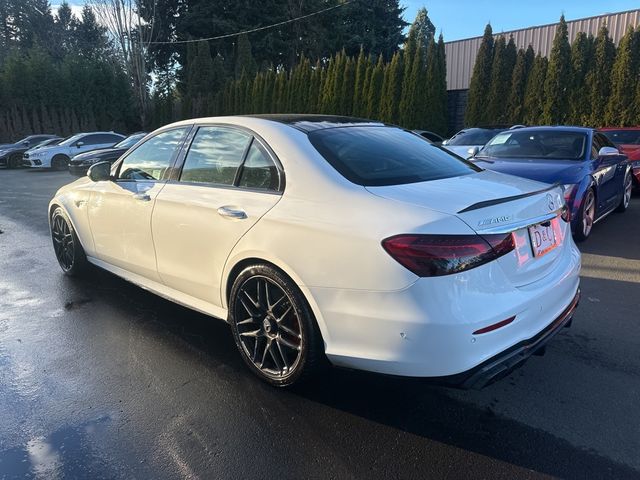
[217,206,247,219]
[133,193,151,201]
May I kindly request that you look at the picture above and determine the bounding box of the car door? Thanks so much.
[591,132,623,213]
[87,127,190,282]
[152,125,283,307]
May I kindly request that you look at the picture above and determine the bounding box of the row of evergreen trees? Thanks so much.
[466,16,640,128]
[0,1,138,142]
[151,8,448,134]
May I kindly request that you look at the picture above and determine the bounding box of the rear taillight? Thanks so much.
[382,233,515,277]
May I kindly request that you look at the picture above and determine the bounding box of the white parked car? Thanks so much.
[23,131,124,170]
[48,115,581,387]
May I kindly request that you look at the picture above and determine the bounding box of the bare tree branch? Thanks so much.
[88,0,155,127]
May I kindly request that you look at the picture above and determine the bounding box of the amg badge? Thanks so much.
[478,215,512,226]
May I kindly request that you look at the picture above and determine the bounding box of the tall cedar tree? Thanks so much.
[605,26,638,126]
[379,51,402,123]
[186,41,215,117]
[400,7,434,127]
[234,34,257,79]
[340,56,356,115]
[542,15,572,124]
[353,49,368,118]
[466,24,494,126]
[399,39,421,128]
[429,33,448,135]
[523,54,548,125]
[507,46,534,124]
[366,55,385,119]
[569,33,595,125]
[587,25,616,126]
[487,36,517,123]
[427,34,448,134]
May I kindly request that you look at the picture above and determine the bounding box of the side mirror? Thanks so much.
[598,146,619,156]
[76,141,84,148]
[467,146,480,157]
[87,161,112,182]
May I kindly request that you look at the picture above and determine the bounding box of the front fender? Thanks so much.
[49,182,96,255]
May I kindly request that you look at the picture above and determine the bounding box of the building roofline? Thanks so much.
[444,8,640,45]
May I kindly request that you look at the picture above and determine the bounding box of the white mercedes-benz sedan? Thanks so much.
[48,115,581,387]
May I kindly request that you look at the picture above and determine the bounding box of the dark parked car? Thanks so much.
[0,135,60,168]
[68,132,147,176]
[471,126,632,241]
[413,130,444,144]
[442,126,525,158]
[599,127,640,188]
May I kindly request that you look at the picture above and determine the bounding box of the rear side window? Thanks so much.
[309,126,480,186]
[95,134,123,144]
[238,141,279,191]
[181,127,251,185]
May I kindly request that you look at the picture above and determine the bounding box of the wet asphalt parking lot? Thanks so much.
[0,168,639,479]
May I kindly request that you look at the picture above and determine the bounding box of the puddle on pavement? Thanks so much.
[0,416,115,479]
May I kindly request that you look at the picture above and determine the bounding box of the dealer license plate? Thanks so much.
[528,221,558,257]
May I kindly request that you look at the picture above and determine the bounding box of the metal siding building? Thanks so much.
[445,9,640,91]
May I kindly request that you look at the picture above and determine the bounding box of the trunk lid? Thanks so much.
[366,170,568,287]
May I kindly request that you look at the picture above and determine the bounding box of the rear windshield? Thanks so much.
[601,130,640,146]
[480,130,588,160]
[447,128,504,146]
[308,126,481,186]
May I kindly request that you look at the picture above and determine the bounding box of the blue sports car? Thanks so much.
[471,126,633,241]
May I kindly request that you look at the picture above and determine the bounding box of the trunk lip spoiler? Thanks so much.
[457,183,561,214]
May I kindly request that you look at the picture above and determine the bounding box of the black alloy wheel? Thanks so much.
[8,153,22,169]
[50,207,87,276]
[52,155,69,171]
[229,265,324,387]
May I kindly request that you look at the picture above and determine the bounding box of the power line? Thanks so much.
[147,0,354,45]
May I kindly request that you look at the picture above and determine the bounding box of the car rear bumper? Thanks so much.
[311,234,581,380]
[438,288,579,389]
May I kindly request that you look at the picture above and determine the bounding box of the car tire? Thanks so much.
[50,207,88,276]
[615,169,632,213]
[228,263,325,387]
[7,153,22,169]
[51,155,70,171]
[574,188,596,242]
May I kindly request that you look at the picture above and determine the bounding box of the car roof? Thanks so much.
[244,114,385,132]
[162,115,387,137]
[599,126,640,131]
[77,131,124,136]
[500,125,593,134]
